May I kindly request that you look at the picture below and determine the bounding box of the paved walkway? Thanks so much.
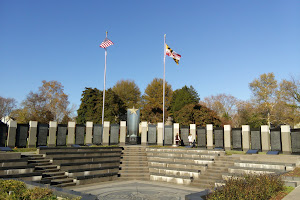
[68,180,208,200]
[283,185,300,200]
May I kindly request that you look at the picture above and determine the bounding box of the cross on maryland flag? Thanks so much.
[166,44,181,65]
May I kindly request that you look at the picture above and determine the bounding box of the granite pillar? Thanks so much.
[242,125,250,151]
[7,120,17,148]
[120,121,126,146]
[28,121,38,148]
[206,124,213,149]
[48,121,57,147]
[224,125,231,151]
[85,122,93,145]
[281,125,291,154]
[190,124,196,142]
[173,123,179,146]
[261,125,270,152]
[67,122,76,147]
[141,122,148,146]
[157,122,163,146]
[103,121,110,146]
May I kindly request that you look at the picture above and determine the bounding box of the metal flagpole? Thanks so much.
[102,32,108,125]
[163,34,166,142]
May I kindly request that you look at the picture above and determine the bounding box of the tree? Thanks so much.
[170,85,200,120]
[0,97,16,119]
[141,78,173,123]
[77,87,126,124]
[10,80,71,124]
[200,93,238,126]
[174,103,222,127]
[112,80,141,109]
[249,73,278,126]
[279,77,300,107]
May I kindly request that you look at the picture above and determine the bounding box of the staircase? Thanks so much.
[118,146,150,180]
[191,156,238,189]
[23,154,76,187]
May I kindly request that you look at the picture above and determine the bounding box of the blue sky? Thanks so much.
[1,0,300,110]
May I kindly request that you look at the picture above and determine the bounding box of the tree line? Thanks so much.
[1,73,299,128]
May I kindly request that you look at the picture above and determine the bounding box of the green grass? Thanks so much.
[12,148,37,152]
[225,150,245,155]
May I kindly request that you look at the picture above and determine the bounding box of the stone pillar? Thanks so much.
[85,122,93,145]
[281,125,291,154]
[173,123,179,145]
[67,122,76,147]
[102,121,110,146]
[48,121,57,147]
[120,121,126,146]
[206,124,213,149]
[261,125,270,152]
[224,125,231,151]
[157,122,163,146]
[190,124,196,142]
[28,121,38,148]
[242,125,250,151]
[7,120,17,148]
[141,122,148,146]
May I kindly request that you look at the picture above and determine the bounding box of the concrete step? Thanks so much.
[228,166,284,174]
[234,161,295,171]
[0,166,35,175]
[147,156,214,165]
[149,167,200,178]
[148,161,208,172]
[45,151,121,158]
[146,148,225,156]
[52,156,120,165]
[44,175,68,180]
[146,152,217,160]
[42,171,66,177]
[51,177,74,185]
[35,165,58,170]
[36,168,60,173]
[150,173,192,185]
[67,168,119,178]
[190,181,215,189]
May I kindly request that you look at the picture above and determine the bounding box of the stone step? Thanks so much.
[52,156,120,165]
[118,176,150,181]
[234,161,295,171]
[190,182,215,189]
[147,156,214,165]
[42,171,66,177]
[35,165,58,170]
[36,168,60,173]
[228,166,284,174]
[149,167,200,178]
[55,182,77,187]
[44,175,68,180]
[146,152,217,160]
[150,173,192,185]
[51,178,74,185]
[67,168,119,178]
[28,159,51,163]
[46,151,121,158]
[0,166,35,175]
[146,148,225,156]
[148,161,208,172]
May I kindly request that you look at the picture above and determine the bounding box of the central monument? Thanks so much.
[126,107,140,144]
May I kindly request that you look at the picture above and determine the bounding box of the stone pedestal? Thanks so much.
[224,125,231,151]
[48,121,57,147]
[206,124,213,149]
[281,125,291,154]
[190,124,196,143]
[85,122,93,145]
[67,122,76,147]
[173,123,179,146]
[28,121,38,148]
[120,121,126,146]
[242,125,250,151]
[141,122,148,146]
[157,123,163,146]
[261,125,270,152]
[103,121,110,146]
[7,120,17,148]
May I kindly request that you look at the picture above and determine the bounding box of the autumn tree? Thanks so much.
[141,78,173,123]
[112,80,141,109]
[77,87,126,124]
[169,85,200,120]
[175,103,222,127]
[0,96,16,119]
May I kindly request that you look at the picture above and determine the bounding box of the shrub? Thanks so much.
[0,179,27,198]
[23,187,56,200]
[207,174,284,200]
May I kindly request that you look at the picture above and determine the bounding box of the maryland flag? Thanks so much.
[166,44,181,65]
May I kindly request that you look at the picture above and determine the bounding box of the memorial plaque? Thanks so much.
[180,126,189,146]
[110,124,119,145]
[232,128,242,150]
[251,128,261,150]
[164,125,173,145]
[214,128,224,149]
[291,129,300,153]
[75,124,85,145]
[37,124,48,147]
[16,124,28,148]
[93,124,102,145]
[0,123,7,147]
[270,128,281,151]
[197,127,206,148]
[148,124,157,145]
[56,124,67,146]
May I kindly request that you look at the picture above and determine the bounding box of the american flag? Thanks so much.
[99,38,114,48]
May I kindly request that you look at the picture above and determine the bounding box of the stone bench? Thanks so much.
[0,165,35,175]
[0,152,22,160]
[0,172,43,182]
[150,172,192,185]
[51,155,120,165]
[65,166,119,178]
[45,151,121,158]
[147,156,214,165]
[148,161,208,172]
[146,148,225,155]
[59,161,120,171]
[0,158,28,167]
[234,160,295,171]
[38,147,122,154]
[146,152,217,159]
[149,167,201,178]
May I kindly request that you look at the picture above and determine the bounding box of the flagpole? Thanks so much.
[102,31,108,125]
[163,34,166,143]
